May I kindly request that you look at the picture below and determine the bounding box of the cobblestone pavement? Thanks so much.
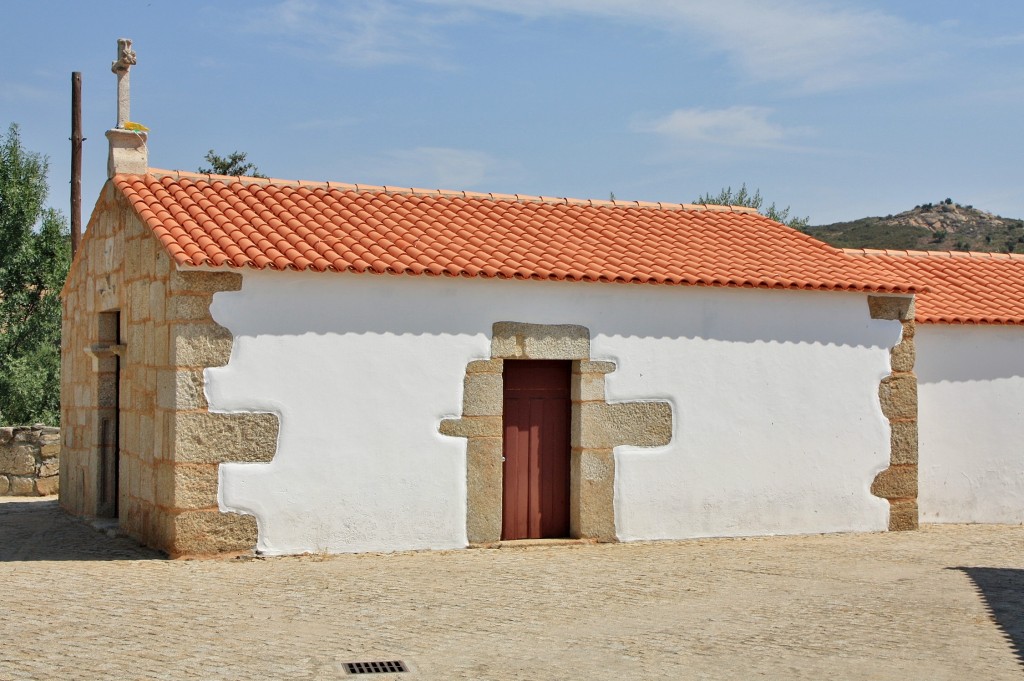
[1,497,1022,680]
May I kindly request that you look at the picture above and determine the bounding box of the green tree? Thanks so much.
[0,124,71,425]
[693,183,810,230]
[198,149,266,178]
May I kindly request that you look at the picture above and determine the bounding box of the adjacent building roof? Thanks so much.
[113,170,915,294]
[844,249,1024,325]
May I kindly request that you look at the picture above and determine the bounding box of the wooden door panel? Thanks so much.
[502,360,571,540]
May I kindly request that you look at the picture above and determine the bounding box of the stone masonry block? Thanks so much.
[571,372,605,402]
[573,449,616,541]
[39,459,59,478]
[575,360,616,374]
[157,368,208,411]
[890,420,918,465]
[888,499,919,531]
[10,477,34,495]
[439,416,502,439]
[170,510,258,556]
[466,437,503,544]
[462,373,503,416]
[890,339,916,373]
[491,322,590,360]
[169,270,243,294]
[871,464,918,500]
[466,359,503,374]
[35,476,58,496]
[0,475,8,494]
[172,322,234,367]
[868,295,915,321]
[98,308,120,342]
[168,295,214,322]
[879,374,918,421]
[574,401,673,449]
[128,280,151,322]
[148,280,167,321]
[174,412,279,464]
[0,447,37,476]
[156,462,220,510]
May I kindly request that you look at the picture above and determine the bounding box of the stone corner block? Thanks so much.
[868,295,915,321]
[170,269,243,294]
[170,510,258,556]
[172,322,234,368]
[174,411,279,464]
[156,462,220,510]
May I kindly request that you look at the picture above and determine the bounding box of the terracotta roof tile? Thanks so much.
[844,248,1024,324]
[112,170,917,294]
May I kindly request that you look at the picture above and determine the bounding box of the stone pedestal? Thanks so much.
[106,128,148,177]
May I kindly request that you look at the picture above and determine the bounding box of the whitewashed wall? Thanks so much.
[206,271,899,554]
[917,325,1024,523]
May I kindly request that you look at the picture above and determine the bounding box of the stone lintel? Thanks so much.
[491,322,590,359]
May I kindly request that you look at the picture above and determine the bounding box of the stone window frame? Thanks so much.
[440,322,673,545]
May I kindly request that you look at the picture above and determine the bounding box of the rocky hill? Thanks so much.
[807,200,1024,253]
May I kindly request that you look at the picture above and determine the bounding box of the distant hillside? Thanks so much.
[807,200,1024,253]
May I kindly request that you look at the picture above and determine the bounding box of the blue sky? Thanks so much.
[4,1,1024,225]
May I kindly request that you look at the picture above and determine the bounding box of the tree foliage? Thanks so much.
[0,124,71,425]
[693,183,809,230]
[198,149,266,178]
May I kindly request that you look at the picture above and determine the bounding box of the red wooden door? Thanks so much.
[502,360,571,540]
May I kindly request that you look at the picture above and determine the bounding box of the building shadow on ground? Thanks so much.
[0,498,162,561]
[951,567,1024,667]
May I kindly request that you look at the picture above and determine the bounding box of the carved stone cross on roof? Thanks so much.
[111,38,137,128]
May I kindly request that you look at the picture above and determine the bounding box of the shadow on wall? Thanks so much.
[0,499,162,562]
[211,271,900,350]
[951,567,1024,667]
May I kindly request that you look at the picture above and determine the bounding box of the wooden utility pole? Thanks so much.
[71,71,83,257]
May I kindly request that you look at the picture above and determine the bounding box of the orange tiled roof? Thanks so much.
[112,170,916,294]
[844,249,1024,324]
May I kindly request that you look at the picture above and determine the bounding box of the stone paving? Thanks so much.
[1,497,1022,680]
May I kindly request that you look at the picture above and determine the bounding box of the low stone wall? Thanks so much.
[0,426,60,496]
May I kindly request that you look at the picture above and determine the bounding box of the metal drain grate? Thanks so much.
[344,660,409,675]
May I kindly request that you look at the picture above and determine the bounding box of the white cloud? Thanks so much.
[366,147,499,189]
[244,0,942,88]
[245,0,468,68]
[634,106,804,148]
[426,0,935,91]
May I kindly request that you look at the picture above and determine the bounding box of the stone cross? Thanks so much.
[111,38,137,128]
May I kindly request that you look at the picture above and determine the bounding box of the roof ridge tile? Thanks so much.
[141,168,763,213]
